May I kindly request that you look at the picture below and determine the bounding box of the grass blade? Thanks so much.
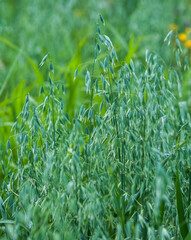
[0,49,22,98]
[185,232,191,240]
[176,166,189,239]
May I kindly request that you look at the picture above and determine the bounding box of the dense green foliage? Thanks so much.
[1,0,191,239]
[0,15,191,240]
[1,0,190,146]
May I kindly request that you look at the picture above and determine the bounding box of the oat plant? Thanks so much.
[1,16,191,240]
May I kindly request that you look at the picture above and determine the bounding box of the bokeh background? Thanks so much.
[1,0,191,147]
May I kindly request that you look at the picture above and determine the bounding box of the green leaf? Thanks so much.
[0,49,22,98]
[176,166,189,239]
[0,219,14,224]
[159,200,165,224]
[185,232,191,240]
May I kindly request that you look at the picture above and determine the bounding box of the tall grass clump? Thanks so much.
[1,17,191,240]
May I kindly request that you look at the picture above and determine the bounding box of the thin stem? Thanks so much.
[52,96,56,148]
[90,59,96,109]
[108,60,121,163]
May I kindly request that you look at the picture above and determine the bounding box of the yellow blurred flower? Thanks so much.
[185,40,191,48]
[169,23,178,31]
[178,33,187,41]
[185,27,191,34]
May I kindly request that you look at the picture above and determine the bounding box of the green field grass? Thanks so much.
[1,1,191,239]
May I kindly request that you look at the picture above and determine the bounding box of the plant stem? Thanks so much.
[52,95,56,149]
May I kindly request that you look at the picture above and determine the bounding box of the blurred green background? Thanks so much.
[1,0,191,147]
